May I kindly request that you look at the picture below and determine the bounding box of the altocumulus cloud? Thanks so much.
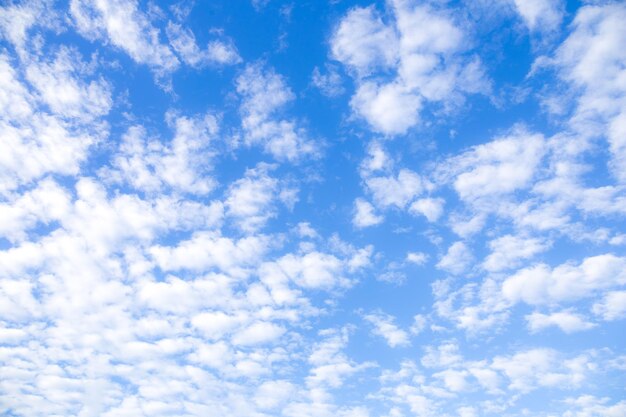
[0,1,625,416]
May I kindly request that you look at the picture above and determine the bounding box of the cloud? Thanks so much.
[0,51,108,194]
[592,290,626,321]
[166,22,241,67]
[351,81,422,134]
[150,231,270,276]
[330,6,398,77]
[364,311,410,348]
[353,198,383,228]
[551,3,626,182]
[366,169,423,209]
[236,63,319,161]
[312,64,345,97]
[512,0,564,33]
[103,113,219,195]
[409,198,444,222]
[231,321,286,346]
[502,254,626,305]
[331,0,490,134]
[436,241,473,275]
[225,164,297,233]
[1,1,625,416]
[482,234,550,272]
[440,128,546,201]
[70,0,179,74]
[25,47,112,121]
[526,311,596,333]
[406,252,428,266]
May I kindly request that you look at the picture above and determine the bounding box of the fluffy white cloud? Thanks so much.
[443,128,545,201]
[236,63,318,161]
[490,348,590,393]
[409,198,444,222]
[225,164,297,233]
[150,231,270,276]
[25,47,112,121]
[364,311,410,348]
[306,328,373,390]
[366,169,423,208]
[312,64,344,97]
[332,0,489,134]
[166,22,241,67]
[512,0,564,33]
[482,234,550,272]
[70,0,179,74]
[592,290,626,321]
[552,3,626,182]
[502,254,626,306]
[231,321,286,346]
[103,113,219,195]
[526,311,596,333]
[0,179,71,242]
[0,51,108,194]
[330,6,397,77]
[563,396,626,417]
[353,198,383,228]
[406,252,428,266]
[436,241,473,275]
[351,81,422,135]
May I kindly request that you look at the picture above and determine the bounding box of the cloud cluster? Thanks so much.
[332,0,490,134]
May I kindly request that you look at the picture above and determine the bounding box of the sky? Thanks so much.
[0,0,625,416]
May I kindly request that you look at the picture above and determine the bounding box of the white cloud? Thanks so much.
[312,64,344,97]
[364,311,410,348]
[421,342,463,368]
[190,311,240,340]
[442,128,545,201]
[360,141,391,176]
[563,396,626,417]
[436,242,473,275]
[225,164,296,233]
[25,47,112,121]
[236,63,318,161]
[0,52,107,194]
[254,380,295,410]
[261,251,347,292]
[330,6,398,77]
[512,0,564,33]
[306,328,373,390]
[552,3,626,182]
[502,254,626,305]
[0,179,71,242]
[166,22,241,67]
[70,0,179,74]
[332,1,489,135]
[104,113,219,195]
[231,321,286,346]
[410,314,427,335]
[353,198,383,228]
[351,81,421,135]
[0,1,52,55]
[409,198,444,222]
[482,234,550,272]
[526,311,596,333]
[150,231,270,276]
[406,252,428,266]
[592,290,626,321]
[366,169,423,209]
[490,348,590,393]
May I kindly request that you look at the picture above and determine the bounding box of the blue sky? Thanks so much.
[1,0,625,416]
